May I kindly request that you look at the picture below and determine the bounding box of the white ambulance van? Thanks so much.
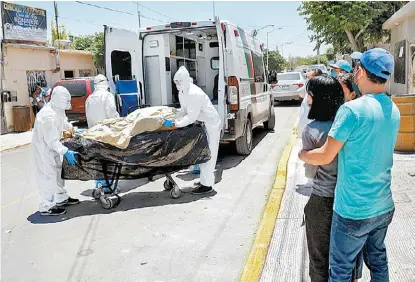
[104,18,275,155]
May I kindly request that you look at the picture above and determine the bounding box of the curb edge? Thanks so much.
[240,120,298,282]
[0,142,31,153]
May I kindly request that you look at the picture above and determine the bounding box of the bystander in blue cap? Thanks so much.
[360,48,394,80]
[329,60,352,73]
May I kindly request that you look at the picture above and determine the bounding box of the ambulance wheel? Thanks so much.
[92,189,101,200]
[170,187,181,199]
[236,118,253,155]
[164,179,174,191]
[264,107,275,130]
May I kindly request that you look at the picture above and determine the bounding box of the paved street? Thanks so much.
[1,105,299,282]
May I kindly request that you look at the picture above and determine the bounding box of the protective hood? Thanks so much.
[174,66,192,95]
[50,86,71,110]
[94,74,110,91]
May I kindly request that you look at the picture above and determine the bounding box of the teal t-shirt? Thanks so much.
[329,93,400,220]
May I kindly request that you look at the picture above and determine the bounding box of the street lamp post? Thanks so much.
[266,27,282,72]
[252,24,274,37]
[278,42,293,58]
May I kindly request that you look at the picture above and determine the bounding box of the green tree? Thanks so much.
[325,46,335,61]
[72,32,105,71]
[264,50,287,72]
[51,20,69,42]
[298,1,407,53]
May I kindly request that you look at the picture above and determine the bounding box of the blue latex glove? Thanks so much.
[163,119,174,128]
[75,129,86,135]
[64,150,78,166]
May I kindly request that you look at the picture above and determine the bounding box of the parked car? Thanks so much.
[310,64,328,74]
[272,72,306,102]
[51,77,95,121]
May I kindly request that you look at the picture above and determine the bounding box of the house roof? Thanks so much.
[3,43,93,56]
[59,49,93,56]
[383,1,415,30]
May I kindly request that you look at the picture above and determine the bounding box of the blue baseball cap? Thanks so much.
[360,48,394,79]
[329,60,352,73]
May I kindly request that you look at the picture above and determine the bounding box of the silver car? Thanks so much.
[272,72,307,102]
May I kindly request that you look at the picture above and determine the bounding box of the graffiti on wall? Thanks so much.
[26,70,46,95]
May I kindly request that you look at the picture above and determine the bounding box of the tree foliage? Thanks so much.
[298,1,407,53]
[51,20,69,42]
[72,32,105,71]
[288,55,328,70]
[264,50,287,72]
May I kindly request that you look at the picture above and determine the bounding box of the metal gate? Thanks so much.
[26,71,47,95]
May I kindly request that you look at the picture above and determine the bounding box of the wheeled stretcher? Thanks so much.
[61,124,211,209]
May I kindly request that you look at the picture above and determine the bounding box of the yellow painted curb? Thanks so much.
[240,121,298,282]
[0,142,31,153]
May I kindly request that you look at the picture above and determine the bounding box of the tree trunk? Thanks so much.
[345,30,359,52]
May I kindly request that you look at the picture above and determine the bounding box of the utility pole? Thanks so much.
[213,1,216,18]
[267,32,269,72]
[53,1,60,43]
[135,2,141,29]
[316,39,321,64]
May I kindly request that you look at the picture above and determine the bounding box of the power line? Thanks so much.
[140,14,165,24]
[58,16,128,30]
[75,1,135,16]
[132,1,176,21]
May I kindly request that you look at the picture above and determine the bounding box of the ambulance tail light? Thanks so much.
[228,76,239,111]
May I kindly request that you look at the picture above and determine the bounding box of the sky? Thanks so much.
[5,1,328,58]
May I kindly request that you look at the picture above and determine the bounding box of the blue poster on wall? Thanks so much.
[1,2,47,43]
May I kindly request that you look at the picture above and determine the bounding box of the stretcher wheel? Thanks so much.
[164,179,174,191]
[170,186,181,199]
[99,195,119,209]
[92,189,101,200]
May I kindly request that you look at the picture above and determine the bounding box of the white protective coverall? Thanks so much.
[32,86,73,212]
[86,74,119,128]
[174,67,222,187]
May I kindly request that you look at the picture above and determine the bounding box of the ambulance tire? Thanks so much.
[236,118,253,155]
[264,107,275,131]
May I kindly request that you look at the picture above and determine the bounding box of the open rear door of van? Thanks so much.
[215,17,227,132]
[104,26,143,115]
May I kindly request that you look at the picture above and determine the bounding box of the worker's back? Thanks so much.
[85,89,119,128]
[184,84,221,129]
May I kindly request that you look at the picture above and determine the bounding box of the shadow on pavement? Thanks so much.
[176,128,270,182]
[27,189,217,224]
[295,184,313,197]
[274,101,301,107]
[80,175,165,197]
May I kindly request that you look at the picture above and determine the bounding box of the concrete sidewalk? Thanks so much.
[261,138,415,281]
[0,131,32,152]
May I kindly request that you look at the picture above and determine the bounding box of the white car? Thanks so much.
[310,64,328,74]
[272,72,307,102]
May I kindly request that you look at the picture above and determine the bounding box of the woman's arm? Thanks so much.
[301,128,318,179]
